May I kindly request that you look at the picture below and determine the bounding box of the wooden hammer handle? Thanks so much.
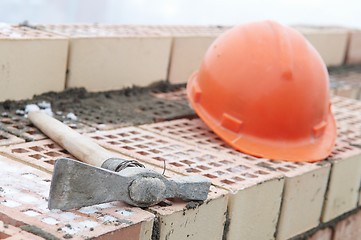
[28,111,113,167]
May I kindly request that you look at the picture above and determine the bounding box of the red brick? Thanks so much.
[1,138,228,240]
[0,220,43,239]
[87,127,284,240]
[308,227,333,240]
[333,210,361,240]
[0,155,154,239]
[0,139,73,173]
[0,130,24,146]
[140,118,331,240]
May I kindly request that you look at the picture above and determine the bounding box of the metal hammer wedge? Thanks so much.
[28,111,211,210]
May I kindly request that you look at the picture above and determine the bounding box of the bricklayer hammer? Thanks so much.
[28,111,211,210]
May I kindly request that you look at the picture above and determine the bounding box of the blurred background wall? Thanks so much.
[0,0,359,27]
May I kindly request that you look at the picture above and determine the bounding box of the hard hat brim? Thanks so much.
[187,73,337,162]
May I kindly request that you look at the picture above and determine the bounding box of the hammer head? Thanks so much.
[49,158,211,210]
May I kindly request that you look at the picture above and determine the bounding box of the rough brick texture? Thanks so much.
[0,155,154,239]
[88,127,285,240]
[140,118,331,239]
[333,210,361,240]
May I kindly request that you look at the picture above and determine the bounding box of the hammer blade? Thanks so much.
[49,158,130,210]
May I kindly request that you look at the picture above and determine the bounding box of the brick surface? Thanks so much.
[322,142,361,222]
[0,129,24,146]
[143,25,230,84]
[294,26,349,66]
[0,25,68,101]
[140,119,331,240]
[88,127,285,240]
[307,227,333,240]
[0,106,95,141]
[0,220,43,239]
[39,24,172,92]
[333,209,361,240]
[1,137,228,240]
[0,155,155,239]
[0,139,73,173]
[168,36,217,84]
[346,29,361,64]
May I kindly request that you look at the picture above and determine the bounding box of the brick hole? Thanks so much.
[29,146,45,152]
[221,179,235,185]
[11,148,29,153]
[202,154,217,160]
[131,137,143,142]
[22,209,41,217]
[186,168,201,173]
[0,119,12,124]
[0,233,10,238]
[181,160,194,165]
[135,144,148,149]
[169,144,183,150]
[149,149,161,154]
[91,136,104,140]
[142,135,154,140]
[122,146,135,150]
[26,130,38,135]
[130,131,140,135]
[107,141,120,145]
[208,162,222,167]
[219,160,233,165]
[294,162,304,166]
[29,154,45,160]
[14,125,25,130]
[215,171,225,176]
[117,133,129,137]
[156,139,167,144]
[226,165,249,173]
[153,157,166,162]
[0,135,8,140]
[159,146,172,151]
[197,165,210,170]
[204,173,217,179]
[232,176,245,182]
[277,167,289,172]
[241,173,257,178]
[170,162,183,167]
[105,135,117,139]
[285,164,296,169]
[255,170,269,175]
[59,149,70,154]
[137,151,149,156]
[44,151,62,157]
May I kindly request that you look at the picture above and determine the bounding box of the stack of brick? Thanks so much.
[0,93,361,239]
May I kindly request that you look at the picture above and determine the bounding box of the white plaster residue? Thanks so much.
[37,101,51,109]
[98,214,117,223]
[25,104,40,113]
[79,220,99,229]
[61,225,81,235]
[78,206,97,214]
[21,173,39,179]
[116,209,133,217]
[60,212,78,220]
[1,200,21,207]
[42,217,59,225]
[18,194,38,204]
[95,202,113,209]
[23,210,41,217]
[66,112,78,121]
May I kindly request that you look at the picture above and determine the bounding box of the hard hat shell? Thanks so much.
[187,20,336,162]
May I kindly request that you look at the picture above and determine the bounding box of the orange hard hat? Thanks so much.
[187,20,336,162]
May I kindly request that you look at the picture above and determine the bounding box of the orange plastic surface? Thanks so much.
[187,20,336,162]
